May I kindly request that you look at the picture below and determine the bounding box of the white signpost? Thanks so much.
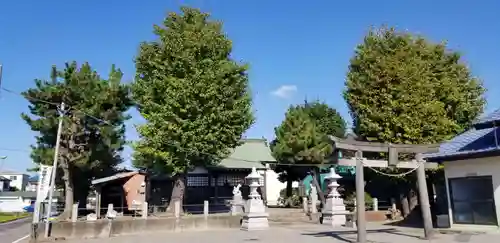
[32,165,53,223]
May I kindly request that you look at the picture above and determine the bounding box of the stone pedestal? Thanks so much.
[231,184,244,215]
[322,168,349,227]
[241,167,269,231]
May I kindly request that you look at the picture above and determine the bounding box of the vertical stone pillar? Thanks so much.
[71,203,78,222]
[174,200,181,218]
[241,167,269,231]
[310,186,318,214]
[204,200,209,219]
[322,168,349,226]
[302,197,308,213]
[142,202,148,219]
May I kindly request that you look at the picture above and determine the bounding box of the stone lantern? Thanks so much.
[322,167,349,226]
[240,167,269,231]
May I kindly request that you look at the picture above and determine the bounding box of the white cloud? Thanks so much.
[271,85,297,99]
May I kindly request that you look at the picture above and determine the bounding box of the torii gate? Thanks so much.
[330,136,439,243]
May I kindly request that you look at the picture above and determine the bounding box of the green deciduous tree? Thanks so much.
[132,7,254,209]
[22,62,132,218]
[271,101,345,203]
[344,26,486,216]
[344,27,485,144]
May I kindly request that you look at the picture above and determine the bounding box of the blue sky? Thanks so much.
[1,0,500,173]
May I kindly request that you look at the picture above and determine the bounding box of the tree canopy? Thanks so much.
[303,100,347,138]
[271,101,345,201]
[344,27,486,144]
[343,27,486,215]
[272,105,332,166]
[272,101,346,165]
[22,62,132,216]
[132,7,254,175]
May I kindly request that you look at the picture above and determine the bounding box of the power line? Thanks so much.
[0,86,461,171]
[0,147,31,153]
[0,86,263,163]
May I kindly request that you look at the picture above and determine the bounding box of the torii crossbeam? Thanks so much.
[330,136,440,243]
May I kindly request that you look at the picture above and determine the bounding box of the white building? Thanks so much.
[426,109,500,230]
[0,170,30,191]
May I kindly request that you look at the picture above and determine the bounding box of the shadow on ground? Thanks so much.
[302,228,423,243]
[383,207,428,229]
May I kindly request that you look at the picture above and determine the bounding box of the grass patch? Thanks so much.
[0,212,30,223]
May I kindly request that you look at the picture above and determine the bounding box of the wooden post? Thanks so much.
[416,153,434,239]
[355,150,367,243]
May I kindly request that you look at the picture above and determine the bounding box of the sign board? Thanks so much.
[32,165,53,223]
[37,165,52,201]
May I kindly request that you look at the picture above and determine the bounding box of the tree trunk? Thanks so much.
[168,175,186,214]
[75,180,90,215]
[400,192,410,218]
[59,161,74,220]
[310,168,325,205]
[408,188,418,211]
[285,174,293,207]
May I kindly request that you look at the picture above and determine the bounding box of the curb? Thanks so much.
[0,216,31,226]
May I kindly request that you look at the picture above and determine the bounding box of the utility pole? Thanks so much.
[44,102,65,238]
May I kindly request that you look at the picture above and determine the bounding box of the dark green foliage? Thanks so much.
[271,101,346,174]
[344,27,485,144]
[271,101,346,203]
[22,62,132,214]
[271,101,346,201]
[303,100,347,138]
[272,106,333,165]
[132,7,254,174]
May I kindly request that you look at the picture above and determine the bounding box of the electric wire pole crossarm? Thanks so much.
[44,102,66,238]
[329,136,439,243]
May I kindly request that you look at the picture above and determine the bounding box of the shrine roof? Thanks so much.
[214,138,275,169]
[425,109,500,161]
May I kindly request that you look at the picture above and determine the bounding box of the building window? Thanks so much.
[187,176,209,187]
[213,175,245,186]
[449,176,497,225]
[9,176,17,180]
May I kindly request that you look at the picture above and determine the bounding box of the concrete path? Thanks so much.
[0,217,31,243]
[60,223,498,243]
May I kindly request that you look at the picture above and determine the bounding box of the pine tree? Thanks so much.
[22,62,132,217]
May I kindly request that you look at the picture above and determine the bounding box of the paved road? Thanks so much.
[0,218,31,243]
[60,223,500,243]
